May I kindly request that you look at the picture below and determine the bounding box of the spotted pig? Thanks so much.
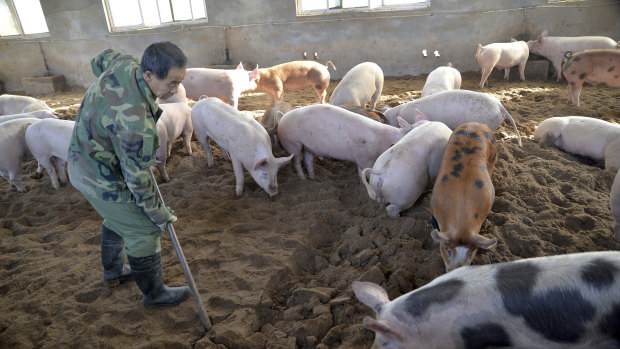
[353,251,620,349]
[562,49,620,107]
[430,122,498,272]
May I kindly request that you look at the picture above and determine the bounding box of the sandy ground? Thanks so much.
[1,70,619,348]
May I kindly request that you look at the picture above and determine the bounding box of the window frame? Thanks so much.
[296,0,430,16]
[0,0,50,38]
[101,0,209,33]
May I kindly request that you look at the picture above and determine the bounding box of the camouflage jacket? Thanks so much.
[67,49,171,226]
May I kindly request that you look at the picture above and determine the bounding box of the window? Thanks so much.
[297,0,429,15]
[103,0,207,32]
[0,0,49,37]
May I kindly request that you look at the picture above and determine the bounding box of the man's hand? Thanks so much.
[157,206,177,231]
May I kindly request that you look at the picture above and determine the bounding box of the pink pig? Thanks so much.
[182,62,258,109]
[253,60,336,107]
[562,49,620,107]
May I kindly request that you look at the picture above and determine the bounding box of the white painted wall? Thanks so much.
[0,0,618,92]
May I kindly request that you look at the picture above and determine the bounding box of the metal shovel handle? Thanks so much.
[150,170,212,330]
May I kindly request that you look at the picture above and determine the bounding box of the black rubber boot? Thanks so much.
[101,225,133,287]
[128,253,190,307]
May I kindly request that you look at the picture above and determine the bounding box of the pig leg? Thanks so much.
[518,61,526,81]
[182,128,193,155]
[303,149,316,180]
[9,168,25,192]
[386,204,403,219]
[552,59,562,81]
[54,157,68,186]
[315,87,327,104]
[197,134,214,168]
[38,157,60,189]
[568,81,583,107]
[32,163,44,179]
[231,156,245,197]
[503,68,511,81]
[479,67,493,88]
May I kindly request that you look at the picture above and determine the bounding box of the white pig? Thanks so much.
[0,110,58,124]
[611,170,620,242]
[421,63,462,97]
[476,39,529,88]
[24,119,75,190]
[191,97,292,197]
[0,118,39,192]
[156,82,187,104]
[182,62,259,109]
[384,90,522,146]
[533,116,620,172]
[0,94,57,116]
[526,30,619,81]
[353,251,620,349]
[155,102,193,182]
[329,62,384,110]
[277,104,414,180]
[362,113,452,218]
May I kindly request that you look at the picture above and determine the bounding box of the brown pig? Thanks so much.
[430,122,498,272]
[252,60,336,106]
[562,49,620,107]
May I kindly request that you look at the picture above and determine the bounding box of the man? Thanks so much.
[68,42,189,307]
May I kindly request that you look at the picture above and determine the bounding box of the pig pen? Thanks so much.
[1,71,619,348]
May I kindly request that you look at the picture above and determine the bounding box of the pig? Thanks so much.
[421,63,462,97]
[191,97,292,197]
[156,82,187,104]
[260,101,294,153]
[526,30,619,81]
[182,62,259,109]
[155,102,193,182]
[0,94,57,116]
[253,60,336,106]
[277,104,414,180]
[338,104,388,124]
[353,251,620,349]
[24,119,75,190]
[362,113,452,218]
[430,122,499,272]
[384,90,523,147]
[329,62,383,110]
[533,116,620,172]
[0,110,58,124]
[0,118,39,192]
[562,49,620,107]
[612,170,620,242]
[476,39,529,88]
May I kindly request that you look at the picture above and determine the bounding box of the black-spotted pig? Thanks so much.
[562,49,620,107]
[430,122,498,272]
[353,251,620,349]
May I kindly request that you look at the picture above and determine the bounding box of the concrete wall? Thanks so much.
[0,0,618,93]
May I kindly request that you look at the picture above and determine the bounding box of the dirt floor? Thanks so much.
[1,70,619,348]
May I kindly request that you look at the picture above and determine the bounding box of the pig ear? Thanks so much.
[414,108,428,122]
[250,67,259,80]
[396,117,412,131]
[352,282,390,312]
[510,37,516,42]
[236,62,243,70]
[254,157,268,170]
[541,29,548,37]
[363,318,406,342]
[431,229,450,244]
[276,154,293,167]
[472,234,497,250]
